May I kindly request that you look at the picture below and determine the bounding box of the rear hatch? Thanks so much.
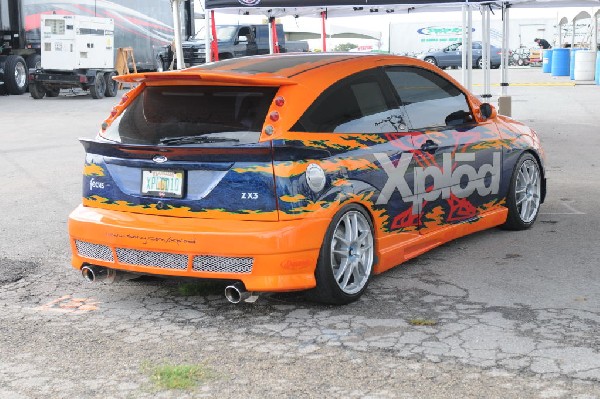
[82,83,279,221]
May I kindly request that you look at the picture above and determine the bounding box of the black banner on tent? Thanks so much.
[205,0,489,9]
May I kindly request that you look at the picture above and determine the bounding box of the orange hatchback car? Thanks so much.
[68,53,545,304]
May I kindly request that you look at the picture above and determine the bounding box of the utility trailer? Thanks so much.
[29,15,117,99]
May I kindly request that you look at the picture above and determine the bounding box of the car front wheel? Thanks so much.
[306,204,375,305]
[502,153,542,230]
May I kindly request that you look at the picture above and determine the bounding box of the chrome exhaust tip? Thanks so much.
[81,265,109,283]
[81,265,137,284]
[224,282,259,304]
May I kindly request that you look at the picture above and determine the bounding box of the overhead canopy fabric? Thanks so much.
[204,0,495,17]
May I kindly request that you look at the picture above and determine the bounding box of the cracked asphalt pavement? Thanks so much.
[1,69,600,398]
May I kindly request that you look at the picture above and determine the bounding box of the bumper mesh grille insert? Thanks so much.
[193,255,253,274]
[75,240,114,262]
[116,248,188,270]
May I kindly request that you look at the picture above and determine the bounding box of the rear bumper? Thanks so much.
[68,205,330,292]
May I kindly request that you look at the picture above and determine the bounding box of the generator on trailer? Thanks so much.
[29,15,117,99]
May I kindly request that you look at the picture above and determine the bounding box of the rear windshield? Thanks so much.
[103,85,277,146]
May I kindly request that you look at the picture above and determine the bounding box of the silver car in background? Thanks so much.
[418,41,502,69]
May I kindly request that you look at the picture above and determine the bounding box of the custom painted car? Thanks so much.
[68,53,546,304]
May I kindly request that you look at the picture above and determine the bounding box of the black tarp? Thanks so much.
[205,0,491,9]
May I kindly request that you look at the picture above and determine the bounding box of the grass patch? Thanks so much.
[408,318,438,326]
[148,363,213,390]
[175,281,224,297]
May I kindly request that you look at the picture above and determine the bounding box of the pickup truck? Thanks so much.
[160,24,307,69]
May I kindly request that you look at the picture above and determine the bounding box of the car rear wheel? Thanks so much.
[502,153,542,230]
[306,204,375,305]
[424,57,437,66]
[476,57,483,69]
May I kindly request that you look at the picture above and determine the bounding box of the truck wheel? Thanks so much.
[26,54,42,70]
[4,55,28,95]
[104,72,118,97]
[29,82,46,99]
[89,72,106,99]
[45,87,61,97]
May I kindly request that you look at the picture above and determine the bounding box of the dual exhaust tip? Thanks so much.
[224,282,259,304]
[82,265,258,304]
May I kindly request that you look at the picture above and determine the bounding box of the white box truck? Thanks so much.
[29,15,117,99]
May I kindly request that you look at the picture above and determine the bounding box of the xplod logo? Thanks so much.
[375,152,501,214]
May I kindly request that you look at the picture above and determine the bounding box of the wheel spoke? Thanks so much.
[334,257,350,281]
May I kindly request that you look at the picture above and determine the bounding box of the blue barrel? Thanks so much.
[551,48,570,76]
[596,51,600,85]
[569,48,580,79]
[542,49,553,73]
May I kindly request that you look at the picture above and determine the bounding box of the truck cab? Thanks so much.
[167,24,286,68]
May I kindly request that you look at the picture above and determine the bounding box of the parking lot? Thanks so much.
[1,67,600,398]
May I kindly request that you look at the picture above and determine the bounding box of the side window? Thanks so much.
[385,66,473,130]
[472,42,482,50]
[291,70,408,133]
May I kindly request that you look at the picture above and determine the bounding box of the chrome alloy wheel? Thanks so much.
[515,159,541,223]
[15,61,27,88]
[330,211,374,295]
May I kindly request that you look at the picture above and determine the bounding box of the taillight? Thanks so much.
[274,96,285,107]
[269,111,280,122]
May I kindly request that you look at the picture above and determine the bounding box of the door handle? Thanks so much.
[420,140,438,153]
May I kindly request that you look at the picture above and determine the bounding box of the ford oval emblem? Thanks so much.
[153,155,168,163]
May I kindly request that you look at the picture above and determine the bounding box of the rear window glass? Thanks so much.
[103,86,277,146]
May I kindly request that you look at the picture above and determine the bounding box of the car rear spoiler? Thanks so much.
[114,71,298,87]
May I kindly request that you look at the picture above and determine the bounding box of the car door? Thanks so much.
[383,66,503,234]
[277,68,422,241]
[443,43,462,67]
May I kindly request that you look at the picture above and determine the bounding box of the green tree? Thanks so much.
[334,43,358,52]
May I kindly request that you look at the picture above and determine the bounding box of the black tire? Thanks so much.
[4,55,28,95]
[104,72,118,97]
[502,153,542,231]
[26,54,42,70]
[29,82,46,99]
[89,72,106,99]
[45,87,60,97]
[424,56,437,67]
[517,58,524,66]
[476,57,483,69]
[305,204,375,305]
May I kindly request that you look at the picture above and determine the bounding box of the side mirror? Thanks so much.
[480,103,497,120]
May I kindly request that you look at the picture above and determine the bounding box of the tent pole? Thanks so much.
[572,20,576,49]
[593,12,598,51]
[321,11,327,52]
[467,4,473,91]
[481,4,491,100]
[501,3,509,97]
[171,0,184,70]
[270,17,280,53]
[462,4,468,85]
[499,3,512,117]
[268,13,274,53]
[204,1,211,63]
[211,10,219,61]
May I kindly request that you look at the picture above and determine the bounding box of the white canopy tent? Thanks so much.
[168,0,600,114]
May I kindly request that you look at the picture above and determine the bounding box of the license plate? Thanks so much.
[141,170,184,198]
